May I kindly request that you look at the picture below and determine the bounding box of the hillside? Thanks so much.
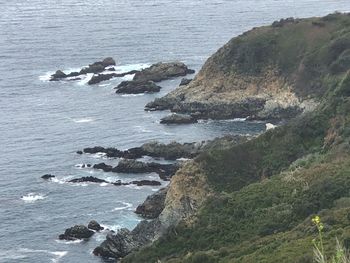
[121,13,350,262]
[146,13,350,121]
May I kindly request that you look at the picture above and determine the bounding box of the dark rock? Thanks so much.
[79,63,105,75]
[88,73,117,85]
[111,159,180,180]
[160,114,198,124]
[131,180,161,186]
[83,146,107,154]
[68,176,108,184]
[66,72,80,78]
[179,78,192,86]
[59,225,94,240]
[87,164,92,168]
[50,70,67,81]
[115,80,161,94]
[41,174,55,180]
[133,62,195,82]
[88,220,104,231]
[135,187,167,219]
[93,163,113,172]
[93,220,161,259]
[76,150,83,154]
[101,57,116,67]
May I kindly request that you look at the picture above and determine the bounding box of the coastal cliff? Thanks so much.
[95,13,350,262]
[146,13,350,121]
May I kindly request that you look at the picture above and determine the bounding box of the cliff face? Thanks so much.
[123,13,350,263]
[147,13,350,120]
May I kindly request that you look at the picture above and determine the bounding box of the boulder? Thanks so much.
[135,187,167,219]
[133,62,195,82]
[115,80,161,94]
[88,220,104,231]
[101,57,116,67]
[160,114,198,124]
[179,78,192,86]
[68,176,108,184]
[41,174,55,180]
[59,225,94,240]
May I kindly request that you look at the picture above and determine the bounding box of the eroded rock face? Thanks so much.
[160,113,198,124]
[93,220,161,259]
[115,80,161,94]
[135,187,168,219]
[59,225,94,240]
[133,62,195,83]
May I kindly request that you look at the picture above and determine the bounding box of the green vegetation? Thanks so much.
[123,13,350,263]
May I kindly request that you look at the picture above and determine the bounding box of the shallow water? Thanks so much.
[1,0,350,262]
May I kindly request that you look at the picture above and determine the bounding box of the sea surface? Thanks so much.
[1,1,350,262]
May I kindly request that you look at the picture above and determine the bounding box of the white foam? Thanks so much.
[39,71,53,81]
[120,93,145,97]
[55,239,83,244]
[72,117,95,123]
[113,201,133,211]
[232,117,247,122]
[50,251,68,263]
[266,123,277,130]
[101,224,122,232]
[100,182,109,187]
[21,193,46,203]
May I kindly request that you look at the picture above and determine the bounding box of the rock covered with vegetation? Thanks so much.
[120,13,350,263]
[146,13,350,121]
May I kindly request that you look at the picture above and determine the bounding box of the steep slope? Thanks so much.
[122,13,350,263]
[146,13,350,121]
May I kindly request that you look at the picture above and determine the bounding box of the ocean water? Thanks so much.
[1,1,350,262]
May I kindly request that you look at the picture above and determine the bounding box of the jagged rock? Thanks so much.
[41,174,55,180]
[179,78,192,86]
[88,70,140,85]
[59,225,94,240]
[93,220,161,259]
[160,113,198,124]
[50,70,67,81]
[133,62,195,82]
[88,220,104,231]
[135,187,167,219]
[115,80,161,94]
[68,176,108,184]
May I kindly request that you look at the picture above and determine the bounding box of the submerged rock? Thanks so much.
[131,180,161,186]
[135,187,167,219]
[68,176,108,184]
[88,220,104,232]
[41,174,55,180]
[59,225,94,240]
[115,80,161,94]
[88,70,139,85]
[160,113,198,124]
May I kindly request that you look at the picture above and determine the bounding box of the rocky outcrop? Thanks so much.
[135,187,168,219]
[49,57,116,81]
[160,113,198,124]
[88,220,104,231]
[115,80,161,94]
[80,136,248,161]
[68,176,108,184]
[93,220,161,259]
[133,62,195,83]
[144,19,340,121]
[93,163,113,172]
[59,225,94,240]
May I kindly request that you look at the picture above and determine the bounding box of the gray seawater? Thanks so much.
[1,1,350,262]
